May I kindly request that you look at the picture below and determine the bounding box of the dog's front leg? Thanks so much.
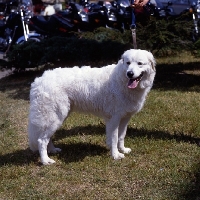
[106,117,125,160]
[118,115,132,154]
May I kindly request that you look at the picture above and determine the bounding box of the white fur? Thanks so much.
[28,49,156,165]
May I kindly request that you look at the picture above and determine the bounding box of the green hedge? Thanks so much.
[7,28,132,70]
[3,17,198,70]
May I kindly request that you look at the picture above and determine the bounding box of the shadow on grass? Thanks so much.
[180,162,200,200]
[56,143,108,163]
[0,125,199,198]
[127,127,200,146]
[0,143,108,167]
[154,62,200,92]
[0,70,43,101]
[1,125,199,167]
[0,148,39,166]
[54,125,200,147]
[55,125,200,199]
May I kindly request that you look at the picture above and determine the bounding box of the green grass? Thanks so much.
[0,53,200,199]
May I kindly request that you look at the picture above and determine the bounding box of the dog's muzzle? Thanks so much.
[127,71,134,79]
[127,71,144,89]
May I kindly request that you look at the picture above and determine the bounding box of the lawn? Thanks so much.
[0,52,200,199]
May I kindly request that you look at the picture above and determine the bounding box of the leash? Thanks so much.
[130,0,137,49]
[131,27,137,49]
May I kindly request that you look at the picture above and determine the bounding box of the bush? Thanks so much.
[7,29,132,70]
[136,18,194,56]
[4,17,197,70]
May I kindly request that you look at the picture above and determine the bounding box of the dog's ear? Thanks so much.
[121,49,132,64]
[121,54,125,64]
[145,51,156,71]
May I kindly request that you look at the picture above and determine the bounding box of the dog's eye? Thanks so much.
[138,62,143,65]
[126,62,131,65]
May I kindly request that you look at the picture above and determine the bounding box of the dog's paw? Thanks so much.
[120,147,131,154]
[48,147,62,154]
[42,158,56,165]
[112,152,125,160]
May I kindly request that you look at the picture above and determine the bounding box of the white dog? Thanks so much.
[28,49,156,165]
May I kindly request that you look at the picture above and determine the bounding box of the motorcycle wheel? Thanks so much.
[18,37,41,44]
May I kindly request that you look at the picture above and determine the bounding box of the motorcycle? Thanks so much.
[102,0,162,32]
[0,0,41,55]
[82,0,126,32]
[189,1,200,41]
[114,0,132,30]
[104,1,124,31]
[83,1,108,31]
[29,1,89,36]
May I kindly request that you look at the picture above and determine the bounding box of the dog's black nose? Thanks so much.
[127,71,134,78]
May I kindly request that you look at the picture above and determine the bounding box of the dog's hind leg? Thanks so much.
[48,138,61,153]
[38,136,56,165]
[38,123,63,165]
[118,115,132,154]
[38,109,70,165]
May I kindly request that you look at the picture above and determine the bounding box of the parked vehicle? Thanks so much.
[0,0,41,54]
[83,1,108,31]
[29,1,89,36]
[103,0,174,30]
[189,1,200,41]
[107,0,132,31]
[155,1,175,19]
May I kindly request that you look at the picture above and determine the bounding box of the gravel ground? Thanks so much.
[0,69,13,79]
[0,51,13,79]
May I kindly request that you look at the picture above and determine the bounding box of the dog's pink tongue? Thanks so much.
[128,79,138,89]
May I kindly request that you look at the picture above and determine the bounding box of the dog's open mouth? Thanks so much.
[127,72,144,89]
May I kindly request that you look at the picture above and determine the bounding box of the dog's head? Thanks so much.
[121,49,156,89]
